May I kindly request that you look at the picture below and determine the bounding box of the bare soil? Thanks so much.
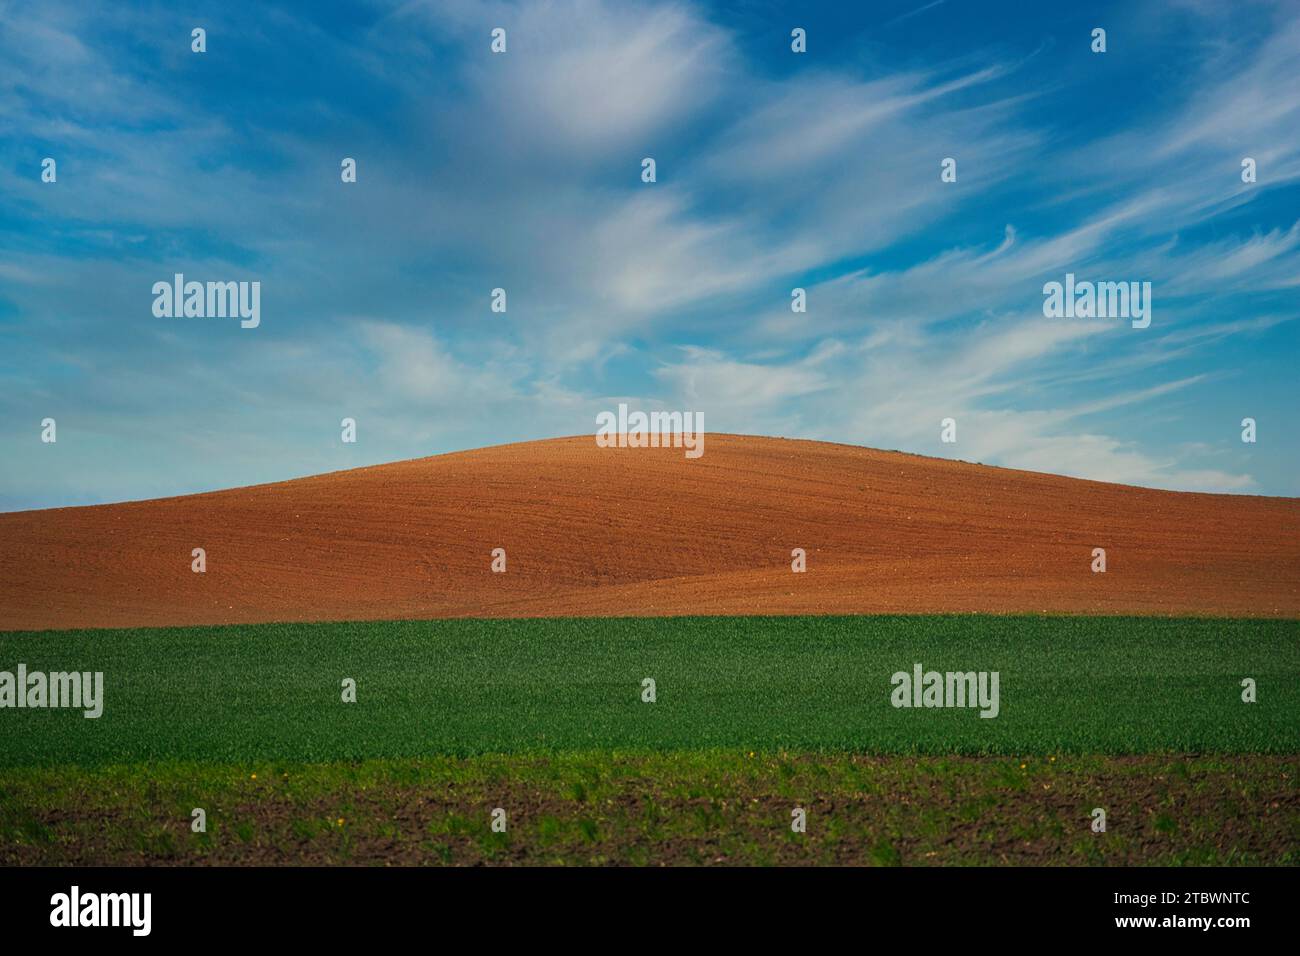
[2,435,1296,630]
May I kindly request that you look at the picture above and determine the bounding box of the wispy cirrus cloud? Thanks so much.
[0,0,1296,510]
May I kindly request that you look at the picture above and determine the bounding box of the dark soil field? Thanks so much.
[2,754,1294,866]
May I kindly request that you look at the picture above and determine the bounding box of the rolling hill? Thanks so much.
[1,434,1296,630]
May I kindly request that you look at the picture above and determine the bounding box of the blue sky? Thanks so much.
[1,0,1298,510]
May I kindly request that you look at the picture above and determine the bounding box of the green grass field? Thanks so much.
[1,615,1296,764]
[2,615,1297,864]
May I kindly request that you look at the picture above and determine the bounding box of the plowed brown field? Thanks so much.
[1,435,1297,631]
